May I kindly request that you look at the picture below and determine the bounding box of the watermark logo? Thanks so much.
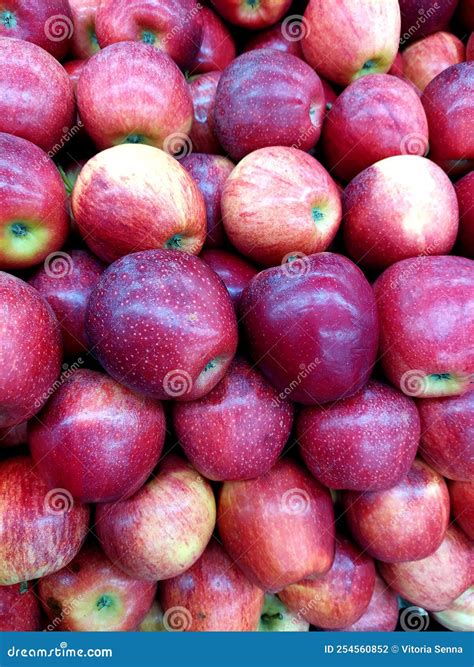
[281,15,310,42]
[163,133,193,160]
[44,488,74,516]
[163,369,193,397]
[44,251,74,279]
[400,606,430,631]
[44,15,74,42]
[400,370,428,397]
[281,252,310,278]
[163,606,192,631]
[281,488,311,516]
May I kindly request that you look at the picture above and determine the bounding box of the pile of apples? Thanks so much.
[0,0,473,634]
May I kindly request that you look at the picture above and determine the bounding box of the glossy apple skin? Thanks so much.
[160,541,264,631]
[258,594,309,632]
[422,62,474,176]
[222,147,342,266]
[188,72,222,154]
[0,582,41,631]
[0,456,89,585]
[69,0,100,59]
[29,249,104,357]
[63,58,87,93]
[77,42,193,151]
[433,587,474,632]
[450,481,474,540]
[215,50,325,161]
[0,133,69,271]
[241,253,378,405]
[302,0,400,86]
[279,537,376,629]
[343,459,450,563]
[322,75,429,182]
[0,421,27,448]
[0,273,62,428]
[417,392,474,482]
[343,155,458,270]
[218,459,335,592]
[96,456,216,581]
[0,37,75,152]
[379,526,473,611]
[181,154,234,249]
[95,0,203,70]
[72,144,206,263]
[455,172,474,259]
[192,7,236,74]
[243,22,305,59]
[402,31,465,92]
[86,250,237,401]
[399,0,458,43]
[298,380,420,491]
[0,0,73,60]
[337,575,399,632]
[173,357,294,481]
[374,256,474,398]
[29,369,166,504]
[200,249,258,311]
[211,0,291,29]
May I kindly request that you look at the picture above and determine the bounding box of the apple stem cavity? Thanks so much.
[247,0,260,8]
[165,234,184,250]
[1,11,17,29]
[141,30,157,45]
[312,207,324,223]
[124,134,145,145]
[96,595,113,611]
[10,222,29,238]
[19,581,28,594]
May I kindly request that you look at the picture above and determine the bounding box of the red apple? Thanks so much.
[95,0,203,70]
[181,153,234,249]
[0,37,75,152]
[0,456,89,585]
[0,272,62,428]
[69,0,100,59]
[399,0,458,44]
[455,171,474,259]
[39,543,156,631]
[457,0,474,31]
[214,50,325,161]
[0,133,69,270]
[210,0,291,30]
[188,71,222,154]
[192,7,236,73]
[258,594,310,632]
[433,587,474,632]
[240,253,378,404]
[217,459,335,592]
[222,147,342,266]
[298,380,420,491]
[450,481,474,540]
[302,0,400,86]
[0,582,41,631]
[160,541,264,631]
[63,58,87,92]
[322,75,429,182]
[0,0,73,60]
[0,421,27,448]
[389,52,404,77]
[137,601,165,631]
[343,155,458,270]
[200,249,258,311]
[402,31,465,92]
[77,42,193,151]
[95,456,216,581]
[379,525,473,611]
[422,62,474,176]
[29,248,104,357]
[173,357,293,481]
[86,250,237,401]
[29,369,166,504]
[243,21,304,59]
[417,392,474,481]
[72,144,206,263]
[467,32,474,59]
[337,575,399,632]
[343,459,450,563]
[374,256,474,398]
[279,536,376,629]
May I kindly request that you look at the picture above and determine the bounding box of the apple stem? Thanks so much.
[96,595,113,611]
[141,30,156,45]
[312,207,324,223]
[1,11,16,29]
[10,222,28,237]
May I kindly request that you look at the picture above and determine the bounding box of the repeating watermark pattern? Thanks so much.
[389,245,436,289]
[33,358,84,409]
[163,606,192,632]
[281,252,311,278]
[44,251,74,279]
[34,121,84,170]
[44,488,74,516]
[163,133,193,160]
[399,3,440,45]
[44,14,74,42]
[281,15,310,42]
[162,2,203,46]
[272,357,321,406]
[281,488,311,516]
[400,132,429,156]
[291,122,319,150]
[400,370,428,397]
[44,594,85,632]
[400,606,430,632]
[162,369,193,397]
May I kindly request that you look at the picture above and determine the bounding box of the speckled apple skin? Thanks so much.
[298,380,420,491]
[243,22,304,59]
[379,526,473,611]
[72,144,206,263]
[240,252,378,404]
[0,38,75,152]
[29,369,166,504]
[402,32,465,92]
[0,582,41,631]
[77,42,193,150]
[69,0,101,59]
[188,72,223,155]
[86,250,237,401]
[215,50,325,161]
[173,357,294,481]
[0,272,62,428]
[455,171,474,259]
[200,249,258,311]
[322,75,428,182]
[417,392,474,482]
[336,575,399,632]
[39,543,157,631]
[160,541,265,631]
[192,7,236,74]
[374,255,474,397]
[343,459,450,563]
[95,456,216,581]
[279,536,376,630]
[450,480,474,540]
[0,456,89,585]
[217,459,335,592]
[211,0,291,29]
[432,586,474,632]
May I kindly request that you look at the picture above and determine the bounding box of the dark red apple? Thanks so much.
[200,249,258,311]
[298,380,420,491]
[69,0,100,59]
[243,21,304,59]
[173,357,293,481]
[0,421,27,448]
[337,575,399,632]
[63,58,87,92]
[0,37,75,152]
[77,42,193,151]
[192,7,236,74]
[279,536,376,629]
[160,541,264,631]
[455,171,474,259]
[188,71,222,154]
[457,0,474,31]
[0,456,89,585]
[467,32,474,59]
[240,253,378,404]
[389,52,404,78]
[450,481,474,540]
[95,456,216,581]
[214,49,325,160]
[402,31,465,92]
[211,0,291,29]
[399,0,458,44]
[0,582,41,631]
[217,459,335,592]
[374,256,474,398]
